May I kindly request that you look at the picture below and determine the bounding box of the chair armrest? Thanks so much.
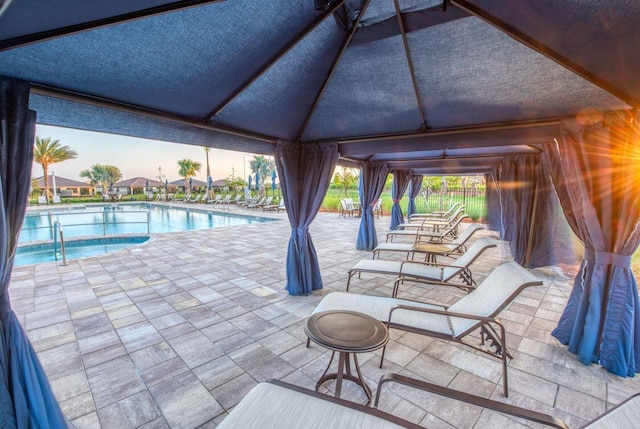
[374,374,570,429]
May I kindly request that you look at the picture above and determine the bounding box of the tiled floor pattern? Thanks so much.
[10,205,640,428]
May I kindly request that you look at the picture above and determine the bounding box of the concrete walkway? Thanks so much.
[9,205,640,428]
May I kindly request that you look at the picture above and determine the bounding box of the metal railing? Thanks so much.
[20,209,151,244]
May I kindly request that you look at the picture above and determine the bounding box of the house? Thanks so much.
[33,175,95,197]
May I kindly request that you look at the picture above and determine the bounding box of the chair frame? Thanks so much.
[347,237,496,293]
[375,373,569,428]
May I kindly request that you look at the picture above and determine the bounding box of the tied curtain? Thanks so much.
[275,140,339,296]
[389,170,410,231]
[0,77,67,427]
[547,111,640,377]
[356,161,389,250]
[407,173,423,217]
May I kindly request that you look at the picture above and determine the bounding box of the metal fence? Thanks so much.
[388,188,487,220]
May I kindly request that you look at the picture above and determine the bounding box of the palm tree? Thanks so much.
[33,136,78,202]
[178,159,202,193]
[249,155,275,192]
[80,164,122,195]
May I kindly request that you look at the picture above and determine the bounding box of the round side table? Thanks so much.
[305,310,389,405]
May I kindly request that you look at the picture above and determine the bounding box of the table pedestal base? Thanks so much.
[316,350,372,405]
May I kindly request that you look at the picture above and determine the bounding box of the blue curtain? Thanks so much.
[0,77,68,427]
[389,170,410,230]
[275,140,339,295]
[546,111,640,377]
[485,172,503,233]
[495,155,554,268]
[356,161,389,250]
[407,174,423,217]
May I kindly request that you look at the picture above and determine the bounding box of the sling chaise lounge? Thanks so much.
[217,373,639,428]
[396,205,466,229]
[376,373,640,428]
[314,261,543,396]
[373,223,484,261]
[409,202,461,220]
[347,237,496,294]
[386,214,469,242]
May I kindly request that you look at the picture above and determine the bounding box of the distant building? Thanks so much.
[115,177,170,195]
[34,175,95,197]
[169,178,208,192]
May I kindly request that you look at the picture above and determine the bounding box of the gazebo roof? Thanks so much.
[1,0,637,174]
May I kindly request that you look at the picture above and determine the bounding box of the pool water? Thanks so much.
[15,236,150,266]
[16,203,274,265]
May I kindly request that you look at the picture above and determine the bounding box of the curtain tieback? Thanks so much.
[585,248,631,268]
[392,199,400,204]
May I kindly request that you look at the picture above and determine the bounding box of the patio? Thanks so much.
[9,207,640,428]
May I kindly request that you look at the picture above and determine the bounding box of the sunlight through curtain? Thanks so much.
[546,110,640,376]
[0,76,68,428]
[275,140,339,295]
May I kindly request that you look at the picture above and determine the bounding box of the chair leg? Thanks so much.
[346,271,355,291]
[306,336,310,348]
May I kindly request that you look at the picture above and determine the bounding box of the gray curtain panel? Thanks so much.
[356,161,389,250]
[275,140,339,295]
[546,111,640,377]
[389,170,410,231]
[407,173,423,217]
[0,76,67,427]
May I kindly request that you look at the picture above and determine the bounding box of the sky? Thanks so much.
[33,124,259,183]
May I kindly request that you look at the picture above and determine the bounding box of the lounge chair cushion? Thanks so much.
[313,292,452,336]
[217,381,412,429]
[447,261,542,336]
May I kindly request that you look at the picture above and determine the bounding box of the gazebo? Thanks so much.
[1,1,640,425]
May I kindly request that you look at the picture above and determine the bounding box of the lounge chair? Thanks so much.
[219,373,639,428]
[395,205,466,229]
[386,214,469,242]
[216,194,231,205]
[347,237,496,293]
[313,261,543,396]
[373,198,383,218]
[376,373,640,428]
[248,196,271,210]
[205,194,220,204]
[52,195,61,204]
[37,195,47,205]
[262,198,282,211]
[409,202,461,220]
[231,195,242,204]
[237,195,257,208]
[186,194,201,203]
[216,379,422,429]
[373,223,485,261]
[180,193,191,202]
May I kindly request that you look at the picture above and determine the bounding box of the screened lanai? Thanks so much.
[1,0,640,426]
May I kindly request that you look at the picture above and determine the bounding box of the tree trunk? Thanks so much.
[42,165,50,204]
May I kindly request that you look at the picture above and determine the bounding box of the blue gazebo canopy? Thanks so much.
[0,0,636,174]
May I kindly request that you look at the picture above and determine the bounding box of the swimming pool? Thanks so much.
[16,203,275,265]
[15,236,150,266]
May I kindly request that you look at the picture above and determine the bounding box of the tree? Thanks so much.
[178,158,202,193]
[248,155,275,193]
[33,136,78,202]
[332,167,358,196]
[80,164,122,194]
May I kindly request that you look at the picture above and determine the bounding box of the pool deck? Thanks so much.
[10,202,640,428]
